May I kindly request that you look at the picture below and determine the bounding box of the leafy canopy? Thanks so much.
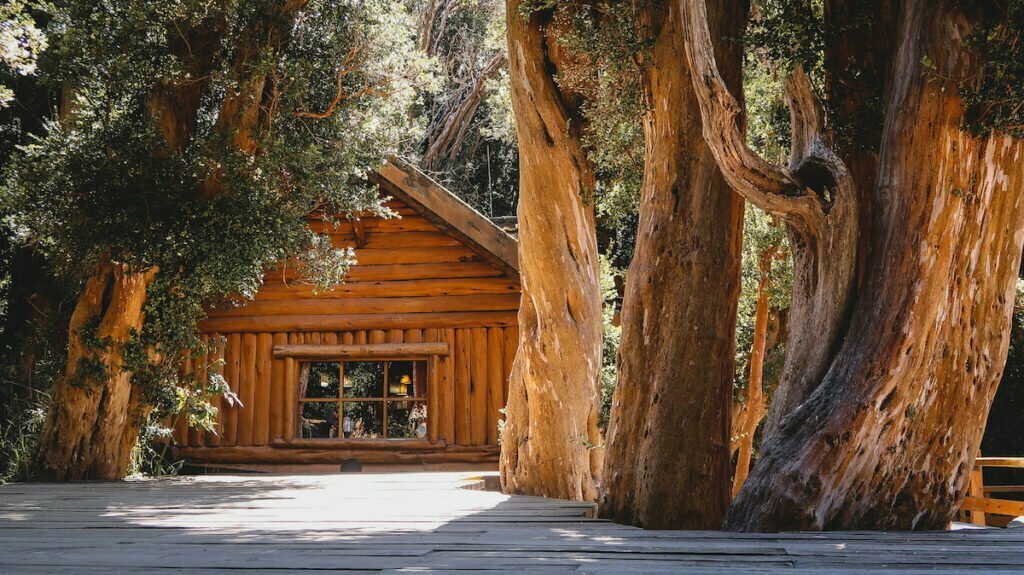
[1,0,426,420]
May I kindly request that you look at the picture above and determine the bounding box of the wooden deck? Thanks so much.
[2,472,1023,574]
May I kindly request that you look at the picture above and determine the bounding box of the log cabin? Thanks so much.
[171,159,520,470]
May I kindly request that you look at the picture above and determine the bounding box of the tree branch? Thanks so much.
[680,0,826,235]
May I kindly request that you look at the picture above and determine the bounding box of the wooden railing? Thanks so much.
[961,457,1024,527]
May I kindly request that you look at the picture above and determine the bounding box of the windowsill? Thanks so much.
[270,437,447,450]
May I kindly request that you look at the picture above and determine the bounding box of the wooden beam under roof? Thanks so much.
[370,157,519,279]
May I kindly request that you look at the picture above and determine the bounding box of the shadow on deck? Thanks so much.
[1,473,1024,574]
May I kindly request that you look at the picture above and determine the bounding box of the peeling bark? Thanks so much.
[499,1,603,502]
[681,0,859,446]
[599,0,745,529]
[726,0,1024,531]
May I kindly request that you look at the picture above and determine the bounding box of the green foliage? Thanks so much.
[733,206,792,399]
[0,1,46,107]
[0,396,47,482]
[598,256,621,431]
[551,1,646,223]
[745,0,824,73]
[1,0,425,431]
[414,0,518,218]
[961,0,1024,138]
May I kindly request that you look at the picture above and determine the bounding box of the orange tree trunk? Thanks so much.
[499,0,603,501]
[599,0,745,529]
[35,265,157,480]
[731,248,777,497]
[726,1,1024,530]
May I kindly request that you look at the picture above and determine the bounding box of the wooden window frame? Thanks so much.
[297,358,428,441]
[274,342,448,444]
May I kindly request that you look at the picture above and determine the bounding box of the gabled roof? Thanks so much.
[370,157,519,279]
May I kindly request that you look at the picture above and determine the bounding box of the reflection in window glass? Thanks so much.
[296,359,428,440]
[344,361,384,398]
[301,402,338,439]
[342,402,384,438]
[387,400,427,439]
[302,362,340,399]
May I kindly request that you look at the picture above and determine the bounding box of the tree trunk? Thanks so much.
[499,1,603,502]
[422,52,507,171]
[35,264,158,480]
[598,0,745,529]
[731,247,777,497]
[681,0,860,455]
[726,0,1024,530]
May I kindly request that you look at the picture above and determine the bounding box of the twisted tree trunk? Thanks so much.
[499,1,603,501]
[34,6,295,480]
[721,0,1024,530]
[599,0,745,529]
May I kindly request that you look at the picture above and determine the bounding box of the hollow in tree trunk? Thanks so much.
[725,0,1024,530]
[499,0,603,501]
[599,0,746,529]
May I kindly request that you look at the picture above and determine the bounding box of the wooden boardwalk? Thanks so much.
[1,473,1023,574]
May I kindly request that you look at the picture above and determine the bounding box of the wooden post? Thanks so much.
[486,327,504,445]
[438,328,456,444]
[253,333,273,446]
[283,332,299,441]
[470,327,488,445]
[206,334,223,447]
[270,333,287,440]
[454,329,472,445]
[969,467,986,527]
[223,333,241,446]
[237,334,257,446]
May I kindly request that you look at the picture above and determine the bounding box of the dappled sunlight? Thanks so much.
[3,472,1024,572]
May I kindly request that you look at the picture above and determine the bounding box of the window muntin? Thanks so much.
[298,359,427,440]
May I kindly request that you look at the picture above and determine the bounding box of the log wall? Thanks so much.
[174,198,519,461]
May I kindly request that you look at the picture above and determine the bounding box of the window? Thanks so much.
[298,360,428,440]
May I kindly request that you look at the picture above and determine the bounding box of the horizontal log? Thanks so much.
[309,216,439,234]
[272,342,450,359]
[199,310,519,333]
[263,262,506,284]
[976,457,1024,469]
[324,231,462,249]
[208,294,521,318]
[961,496,1024,517]
[174,445,499,465]
[270,437,447,450]
[254,277,520,301]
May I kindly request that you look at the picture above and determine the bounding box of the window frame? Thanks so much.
[297,355,430,441]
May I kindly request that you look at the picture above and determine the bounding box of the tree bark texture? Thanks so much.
[681,0,860,449]
[499,1,603,501]
[726,0,1024,530]
[598,0,745,529]
[35,4,296,480]
[35,265,158,480]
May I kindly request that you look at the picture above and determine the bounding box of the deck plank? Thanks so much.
[1,472,1021,573]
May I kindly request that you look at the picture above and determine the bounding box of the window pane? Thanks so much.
[387,360,427,398]
[300,402,339,439]
[302,362,340,399]
[342,402,383,438]
[387,400,427,439]
[343,361,384,398]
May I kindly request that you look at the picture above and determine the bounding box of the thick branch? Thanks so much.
[680,0,824,235]
[423,52,507,169]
